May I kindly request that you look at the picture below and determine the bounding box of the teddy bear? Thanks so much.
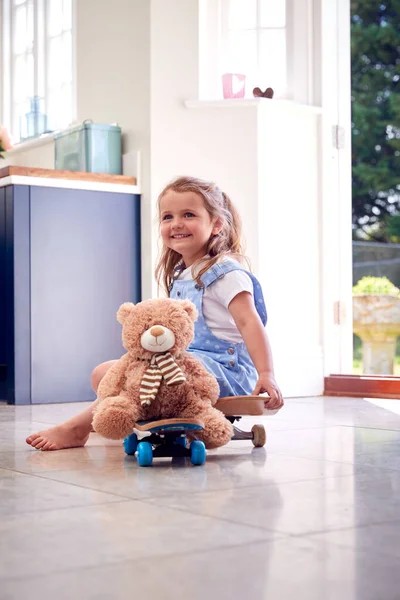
[92,297,233,449]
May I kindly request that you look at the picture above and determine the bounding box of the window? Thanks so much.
[200,0,313,103]
[1,0,74,142]
[221,0,287,98]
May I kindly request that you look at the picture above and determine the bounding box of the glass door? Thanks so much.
[351,1,400,378]
[325,0,400,398]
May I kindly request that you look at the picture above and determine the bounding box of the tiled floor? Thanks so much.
[1,397,400,599]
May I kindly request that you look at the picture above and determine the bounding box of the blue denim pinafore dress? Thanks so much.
[170,260,267,397]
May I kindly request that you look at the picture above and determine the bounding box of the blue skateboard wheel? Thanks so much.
[190,440,206,465]
[123,433,138,455]
[137,441,153,466]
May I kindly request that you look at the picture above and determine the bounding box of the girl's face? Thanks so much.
[160,190,221,266]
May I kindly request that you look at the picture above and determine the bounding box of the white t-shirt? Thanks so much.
[178,260,253,343]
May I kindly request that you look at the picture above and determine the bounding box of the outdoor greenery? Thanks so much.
[351,1,400,242]
[352,275,400,295]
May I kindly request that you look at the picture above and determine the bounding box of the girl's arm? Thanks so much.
[228,291,284,409]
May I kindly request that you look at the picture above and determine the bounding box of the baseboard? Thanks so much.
[324,374,400,399]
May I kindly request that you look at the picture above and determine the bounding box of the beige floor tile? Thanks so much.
[2,534,400,600]
[23,449,372,500]
[147,469,400,535]
[0,467,124,516]
[0,499,281,580]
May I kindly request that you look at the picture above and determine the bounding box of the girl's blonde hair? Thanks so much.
[155,176,247,294]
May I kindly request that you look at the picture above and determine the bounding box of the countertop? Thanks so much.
[0,166,139,194]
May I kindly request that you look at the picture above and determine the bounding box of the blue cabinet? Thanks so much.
[0,184,141,404]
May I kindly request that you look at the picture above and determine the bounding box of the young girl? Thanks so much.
[26,176,283,451]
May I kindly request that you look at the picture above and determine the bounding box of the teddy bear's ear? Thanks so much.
[117,302,136,324]
[180,299,198,322]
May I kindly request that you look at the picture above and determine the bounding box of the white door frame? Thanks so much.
[336,0,353,373]
[317,0,353,375]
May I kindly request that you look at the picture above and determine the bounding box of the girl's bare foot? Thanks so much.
[25,367,111,451]
[26,400,98,451]
[26,424,91,451]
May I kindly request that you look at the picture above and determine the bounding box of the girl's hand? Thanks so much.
[252,372,284,410]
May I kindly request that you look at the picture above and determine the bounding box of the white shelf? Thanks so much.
[5,132,56,155]
[185,98,322,114]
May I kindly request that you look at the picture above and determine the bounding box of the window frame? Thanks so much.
[1,0,76,142]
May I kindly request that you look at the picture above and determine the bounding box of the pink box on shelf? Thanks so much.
[222,73,246,99]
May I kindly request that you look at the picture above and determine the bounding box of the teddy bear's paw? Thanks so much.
[197,410,234,449]
[92,407,136,440]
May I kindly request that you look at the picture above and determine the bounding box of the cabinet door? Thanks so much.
[30,186,141,404]
[0,184,31,404]
[0,186,7,400]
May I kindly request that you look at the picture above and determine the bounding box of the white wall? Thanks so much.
[75,0,150,181]
[149,0,201,297]
[257,103,323,396]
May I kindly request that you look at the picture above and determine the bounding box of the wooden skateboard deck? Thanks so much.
[215,395,265,416]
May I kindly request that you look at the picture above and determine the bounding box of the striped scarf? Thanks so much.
[139,351,186,407]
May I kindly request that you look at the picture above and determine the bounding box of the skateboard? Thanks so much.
[123,417,206,467]
[123,395,272,466]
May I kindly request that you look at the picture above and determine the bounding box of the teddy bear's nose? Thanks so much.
[149,325,165,338]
